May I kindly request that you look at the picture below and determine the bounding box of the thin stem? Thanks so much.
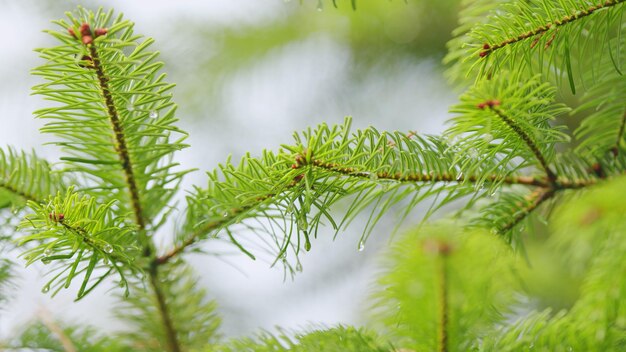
[480,0,626,57]
[89,45,145,231]
[490,106,558,183]
[149,265,181,352]
[310,159,552,187]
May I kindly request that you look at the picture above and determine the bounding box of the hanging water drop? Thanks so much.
[43,248,52,257]
[119,280,126,288]
[149,110,158,119]
[518,225,526,232]
[358,240,365,252]
[42,285,50,293]
[316,0,323,11]
[103,244,113,254]
[126,103,135,112]
[483,133,494,143]
[223,211,229,218]
[295,262,303,272]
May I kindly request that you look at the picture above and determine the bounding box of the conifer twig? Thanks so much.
[488,105,557,183]
[479,0,626,57]
[498,187,555,233]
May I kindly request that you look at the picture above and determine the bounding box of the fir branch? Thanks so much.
[479,0,626,57]
[18,187,140,299]
[88,43,145,230]
[488,104,557,182]
[33,8,189,228]
[497,187,554,234]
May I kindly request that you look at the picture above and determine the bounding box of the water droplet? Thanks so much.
[483,133,494,143]
[222,211,229,218]
[126,103,135,112]
[316,0,323,11]
[295,262,303,272]
[518,225,526,232]
[304,237,311,251]
[358,240,365,252]
[119,280,126,288]
[149,110,158,119]
[42,285,50,293]
[491,228,499,235]
[103,244,113,254]
[44,248,52,257]
[369,172,378,181]
[456,172,463,181]
[11,207,18,215]
[469,148,479,158]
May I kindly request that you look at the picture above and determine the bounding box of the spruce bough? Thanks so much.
[1,2,625,351]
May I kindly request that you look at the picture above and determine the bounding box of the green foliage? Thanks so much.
[451,0,626,91]
[0,2,625,352]
[0,147,65,209]
[32,7,189,227]
[17,187,140,299]
[179,118,485,265]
